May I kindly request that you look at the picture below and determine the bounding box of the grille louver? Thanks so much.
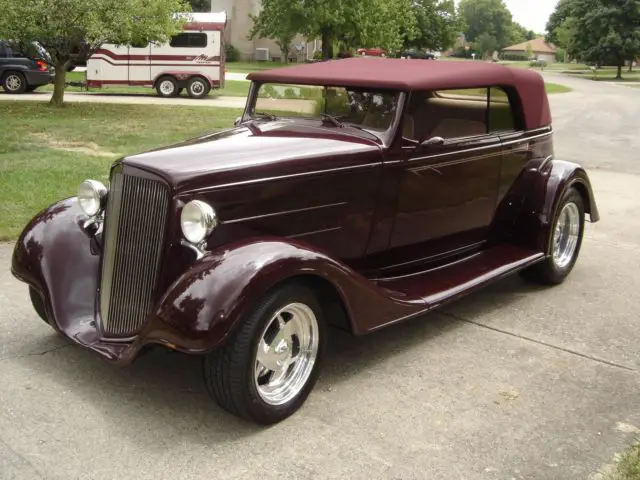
[99,170,169,337]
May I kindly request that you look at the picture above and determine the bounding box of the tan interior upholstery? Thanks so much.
[402,114,415,139]
[411,96,488,140]
[430,118,486,138]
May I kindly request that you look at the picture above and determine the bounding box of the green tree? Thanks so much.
[525,42,533,59]
[473,32,498,59]
[566,0,640,79]
[188,0,209,12]
[458,0,513,48]
[507,21,529,45]
[249,0,417,60]
[249,0,303,63]
[545,0,577,45]
[0,0,189,106]
[405,0,460,52]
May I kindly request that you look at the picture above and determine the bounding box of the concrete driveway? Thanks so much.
[1,73,640,480]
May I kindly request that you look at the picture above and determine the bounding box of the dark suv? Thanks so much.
[0,41,54,93]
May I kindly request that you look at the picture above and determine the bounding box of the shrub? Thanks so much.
[312,50,323,60]
[225,43,240,62]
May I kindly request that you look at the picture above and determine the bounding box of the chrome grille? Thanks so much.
[99,170,169,337]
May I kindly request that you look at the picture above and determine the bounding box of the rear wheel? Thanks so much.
[203,283,326,424]
[521,187,585,285]
[186,76,210,99]
[155,76,178,97]
[2,71,27,94]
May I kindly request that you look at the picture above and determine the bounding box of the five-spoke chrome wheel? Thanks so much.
[552,202,580,269]
[254,303,319,406]
[203,284,326,424]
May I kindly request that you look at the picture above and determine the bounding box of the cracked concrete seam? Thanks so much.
[437,310,637,373]
[0,343,71,362]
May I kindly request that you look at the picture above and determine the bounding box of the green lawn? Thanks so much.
[0,102,242,240]
[604,440,640,480]
[226,61,290,73]
[38,71,250,97]
[564,68,640,82]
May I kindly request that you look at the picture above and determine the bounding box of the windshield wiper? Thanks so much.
[341,122,381,141]
[253,111,277,121]
[320,113,344,127]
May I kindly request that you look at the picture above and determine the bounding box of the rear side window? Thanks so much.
[412,87,519,140]
[488,87,516,133]
[170,33,207,48]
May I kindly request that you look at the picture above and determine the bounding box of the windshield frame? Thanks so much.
[240,81,407,146]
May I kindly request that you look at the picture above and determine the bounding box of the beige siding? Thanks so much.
[210,0,317,60]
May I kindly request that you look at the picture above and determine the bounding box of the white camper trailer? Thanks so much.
[86,12,227,98]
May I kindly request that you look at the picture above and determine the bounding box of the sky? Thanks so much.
[503,0,558,33]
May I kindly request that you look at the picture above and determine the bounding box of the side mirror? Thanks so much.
[420,136,445,147]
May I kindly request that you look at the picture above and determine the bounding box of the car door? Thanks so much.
[380,89,503,273]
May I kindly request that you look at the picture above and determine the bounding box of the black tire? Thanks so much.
[520,187,585,285]
[186,76,210,99]
[2,71,27,94]
[155,76,179,97]
[29,286,50,326]
[25,85,38,92]
[203,283,326,424]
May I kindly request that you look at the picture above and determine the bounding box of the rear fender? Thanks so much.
[154,238,426,351]
[517,158,600,253]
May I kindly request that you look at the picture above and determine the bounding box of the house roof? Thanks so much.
[247,57,552,129]
[503,37,557,54]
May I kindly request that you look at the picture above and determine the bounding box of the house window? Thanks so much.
[170,33,207,48]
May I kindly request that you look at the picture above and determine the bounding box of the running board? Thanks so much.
[374,244,544,318]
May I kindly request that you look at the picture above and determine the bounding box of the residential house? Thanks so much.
[210,0,318,61]
[502,37,558,63]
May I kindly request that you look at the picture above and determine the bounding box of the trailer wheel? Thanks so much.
[187,76,210,99]
[155,76,179,98]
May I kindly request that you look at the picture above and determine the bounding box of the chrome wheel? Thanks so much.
[552,202,580,269]
[254,302,319,406]
[159,79,175,96]
[5,74,22,91]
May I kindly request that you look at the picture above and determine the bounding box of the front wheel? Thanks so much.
[155,76,178,97]
[204,283,326,424]
[521,187,585,285]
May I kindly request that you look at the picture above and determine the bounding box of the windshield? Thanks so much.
[248,83,400,136]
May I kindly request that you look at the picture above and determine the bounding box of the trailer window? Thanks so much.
[170,33,207,48]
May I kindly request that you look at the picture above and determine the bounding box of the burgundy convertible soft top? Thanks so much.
[247,57,552,130]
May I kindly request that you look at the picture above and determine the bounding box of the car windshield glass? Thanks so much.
[250,83,399,135]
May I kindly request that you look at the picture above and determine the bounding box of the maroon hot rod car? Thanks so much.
[11,58,599,424]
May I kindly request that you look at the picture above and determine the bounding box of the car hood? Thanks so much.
[121,120,382,191]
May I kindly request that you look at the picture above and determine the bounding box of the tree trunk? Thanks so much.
[49,61,68,107]
[321,29,332,60]
[282,46,290,64]
[628,59,633,73]
[616,63,622,80]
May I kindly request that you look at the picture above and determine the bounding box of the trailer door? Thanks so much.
[127,43,152,84]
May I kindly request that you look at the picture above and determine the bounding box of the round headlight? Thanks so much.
[181,200,217,244]
[78,180,107,217]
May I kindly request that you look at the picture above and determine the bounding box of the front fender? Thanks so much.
[154,238,426,350]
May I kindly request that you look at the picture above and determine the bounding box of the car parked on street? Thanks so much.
[0,41,54,93]
[357,47,387,57]
[12,58,599,425]
[398,49,437,59]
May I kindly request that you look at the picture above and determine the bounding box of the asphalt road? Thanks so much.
[1,73,640,480]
